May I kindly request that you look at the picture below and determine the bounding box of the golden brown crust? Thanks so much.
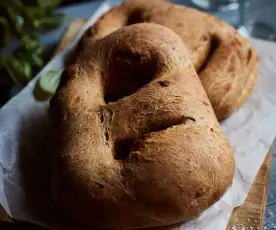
[83,0,259,120]
[50,24,235,229]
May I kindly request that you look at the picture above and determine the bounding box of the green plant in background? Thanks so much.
[0,0,64,85]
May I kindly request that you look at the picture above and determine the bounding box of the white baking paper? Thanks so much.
[0,1,276,230]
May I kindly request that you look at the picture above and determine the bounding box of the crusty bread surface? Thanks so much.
[82,0,259,120]
[50,23,235,229]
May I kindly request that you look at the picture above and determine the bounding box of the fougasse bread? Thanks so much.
[82,0,259,120]
[50,23,235,229]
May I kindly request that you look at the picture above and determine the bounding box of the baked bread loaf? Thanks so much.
[82,0,259,121]
[50,23,235,229]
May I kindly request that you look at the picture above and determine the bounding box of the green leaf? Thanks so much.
[16,51,44,68]
[0,17,10,46]
[38,13,64,31]
[19,34,42,51]
[24,6,47,18]
[30,54,44,68]
[0,0,64,89]
[23,6,47,30]
[6,8,25,35]
[33,69,63,101]
[2,56,32,85]
[0,0,23,10]
[37,0,61,9]
[33,44,44,55]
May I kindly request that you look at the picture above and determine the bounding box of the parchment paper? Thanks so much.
[0,1,276,229]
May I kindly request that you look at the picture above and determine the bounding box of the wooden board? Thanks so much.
[227,148,273,230]
[53,18,87,57]
[0,19,273,230]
